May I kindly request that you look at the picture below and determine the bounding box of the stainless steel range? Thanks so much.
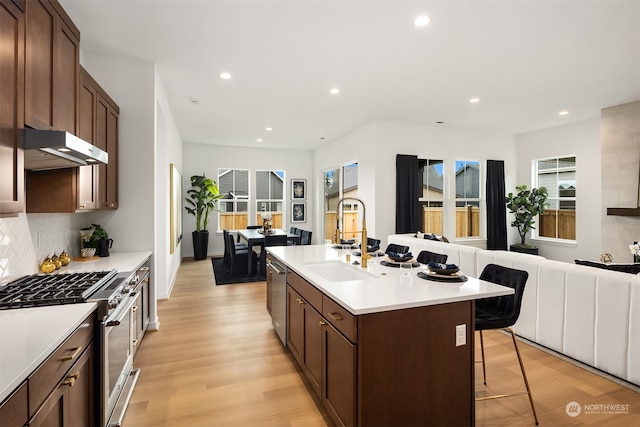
[0,269,140,427]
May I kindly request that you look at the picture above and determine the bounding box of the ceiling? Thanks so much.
[59,0,640,151]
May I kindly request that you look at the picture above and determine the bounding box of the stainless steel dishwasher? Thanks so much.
[266,254,287,345]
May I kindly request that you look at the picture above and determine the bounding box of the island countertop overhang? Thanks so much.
[267,245,514,315]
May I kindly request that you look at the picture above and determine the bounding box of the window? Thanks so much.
[418,159,444,234]
[218,169,249,230]
[455,160,481,238]
[323,163,359,242]
[255,170,284,228]
[535,156,576,241]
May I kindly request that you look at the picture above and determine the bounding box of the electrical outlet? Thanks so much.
[456,324,466,347]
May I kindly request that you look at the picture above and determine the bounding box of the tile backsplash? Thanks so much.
[0,213,85,283]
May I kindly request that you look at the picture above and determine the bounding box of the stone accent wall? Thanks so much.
[601,100,640,262]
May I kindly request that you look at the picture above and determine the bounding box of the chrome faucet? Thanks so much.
[335,197,370,268]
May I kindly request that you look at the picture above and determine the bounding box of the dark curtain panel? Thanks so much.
[486,160,507,250]
[396,154,421,233]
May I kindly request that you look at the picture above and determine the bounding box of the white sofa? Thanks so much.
[388,234,640,386]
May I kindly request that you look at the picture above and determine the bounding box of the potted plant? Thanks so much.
[80,223,113,257]
[505,185,548,255]
[185,173,225,260]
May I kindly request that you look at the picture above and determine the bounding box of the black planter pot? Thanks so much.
[96,238,113,257]
[510,244,538,256]
[192,231,210,260]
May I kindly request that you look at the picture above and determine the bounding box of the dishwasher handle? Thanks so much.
[266,261,286,275]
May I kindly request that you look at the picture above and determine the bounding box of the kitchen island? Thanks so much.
[266,244,513,427]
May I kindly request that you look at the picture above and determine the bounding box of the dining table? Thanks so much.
[236,228,301,273]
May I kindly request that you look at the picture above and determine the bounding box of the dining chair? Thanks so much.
[384,244,410,255]
[288,227,299,245]
[260,234,289,276]
[300,230,312,245]
[226,232,257,277]
[246,225,260,229]
[223,230,247,269]
[475,263,538,425]
[416,250,448,265]
[363,237,381,252]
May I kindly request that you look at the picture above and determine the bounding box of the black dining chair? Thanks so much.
[416,250,448,265]
[260,234,288,276]
[223,230,247,269]
[475,263,538,425]
[384,244,409,255]
[246,225,260,229]
[300,230,312,245]
[288,227,299,245]
[363,238,381,252]
[226,232,258,277]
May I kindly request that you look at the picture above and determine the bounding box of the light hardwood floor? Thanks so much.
[123,259,639,427]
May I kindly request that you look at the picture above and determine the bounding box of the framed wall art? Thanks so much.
[170,163,183,254]
[292,202,306,223]
[292,179,306,200]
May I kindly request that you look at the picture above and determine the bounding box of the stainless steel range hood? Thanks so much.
[23,129,108,171]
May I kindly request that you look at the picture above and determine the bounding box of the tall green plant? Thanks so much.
[505,185,549,247]
[185,173,224,232]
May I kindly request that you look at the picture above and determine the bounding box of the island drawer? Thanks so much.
[323,295,357,343]
[288,270,322,311]
[28,313,94,416]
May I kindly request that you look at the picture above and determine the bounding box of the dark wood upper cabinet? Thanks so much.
[0,0,25,216]
[24,0,79,133]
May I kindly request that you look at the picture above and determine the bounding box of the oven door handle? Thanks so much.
[103,295,134,327]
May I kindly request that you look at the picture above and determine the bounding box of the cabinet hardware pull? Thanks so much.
[68,371,80,380]
[132,306,138,312]
[297,299,305,305]
[62,378,75,387]
[319,321,326,326]
[133,339,138,347]
[61,346,82,361]
[328,312,343,321]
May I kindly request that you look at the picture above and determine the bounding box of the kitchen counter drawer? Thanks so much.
[28,313,94,416]
[288,270,322,312]
[323,295,357,343]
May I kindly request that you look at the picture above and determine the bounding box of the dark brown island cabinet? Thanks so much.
[0,312,98,427]
[286,270,475,427]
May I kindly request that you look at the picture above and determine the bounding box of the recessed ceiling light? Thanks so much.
[436,121,445,124]
[558,110,569,116]
[220,72,232,80]
[190,98,200,105]
[469,97,480,104]
[329,88,340,95]
[256,138,263,142]
[414,15,431,27]
[265,127,272,131]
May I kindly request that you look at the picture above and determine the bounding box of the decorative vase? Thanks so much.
[634,241,640,263]
[192,230,209,260]
[96,238,113,257]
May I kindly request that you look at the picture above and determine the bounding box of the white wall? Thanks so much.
[182,143,313,258]
[314,121,518,248]
[515,118,601,262]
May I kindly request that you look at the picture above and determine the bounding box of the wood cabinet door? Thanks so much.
[25,0,79,132]
[322,322,356,427]
[286,287,304,365]
[0,0,25,215]
[303,305,322,397]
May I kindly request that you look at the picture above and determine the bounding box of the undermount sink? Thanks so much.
[303,260,380,282]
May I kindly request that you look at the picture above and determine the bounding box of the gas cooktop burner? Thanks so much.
[0,270,117,310]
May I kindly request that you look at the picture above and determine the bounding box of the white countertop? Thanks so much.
[0,303,97,403]
[51,251,152,275]
[267,245,514,315]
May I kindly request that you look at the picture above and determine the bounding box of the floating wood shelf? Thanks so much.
[607,207,640,216]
